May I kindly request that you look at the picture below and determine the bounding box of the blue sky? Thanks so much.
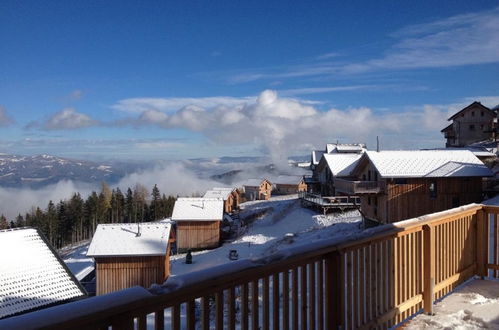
[1,1,498,161]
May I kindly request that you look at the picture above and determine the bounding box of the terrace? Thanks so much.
[2,204,499,329]
[334,177,386,195]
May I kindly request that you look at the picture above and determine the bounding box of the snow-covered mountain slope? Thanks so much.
[0,154,134,188]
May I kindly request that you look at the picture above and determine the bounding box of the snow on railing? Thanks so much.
[2,204,499,329]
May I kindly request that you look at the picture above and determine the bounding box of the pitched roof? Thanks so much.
[440,123,453,133]
[0,228,86,319]
[323,153,363,177]
[448,101,494,121]
[86,222,171,257]
[326,143,366,153]
[203,187,234,200]
[311,150,325,165]
[171,198,224,221]
[361,150,492,178]
[242,178,270,187]
[273,175,304,185]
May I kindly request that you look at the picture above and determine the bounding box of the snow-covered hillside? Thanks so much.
[170,195,363,276]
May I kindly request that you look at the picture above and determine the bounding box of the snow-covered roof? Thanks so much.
[203,187,234,200]
[273,175,304,185]
[311,150,325,165]
[86,222,171,257]
[242,178,270,187]
[363,150,493,178]
[171,198,224,221]
[326,143,366,154]
[0,228,86,319]
[323,153,363,177]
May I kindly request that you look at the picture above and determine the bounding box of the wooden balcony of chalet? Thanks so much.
[3,204,499,329]
[334,177,386,195]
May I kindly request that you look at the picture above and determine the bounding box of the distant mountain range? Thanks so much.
[0,154,140,188]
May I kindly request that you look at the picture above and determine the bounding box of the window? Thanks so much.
[469,124,475,131]
[480,124,484,131]
[471,111,475,117]
[429,181,437,199]
[481,111,484,116]
[368,170,371,181]
[368,196,371,205]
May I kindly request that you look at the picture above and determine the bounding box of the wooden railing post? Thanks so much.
[476,209,488,278]
[423,224,435,315]
[325,251,342,329]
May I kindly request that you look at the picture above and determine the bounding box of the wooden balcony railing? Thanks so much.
[2,204,499,329]
[334,178,386,195]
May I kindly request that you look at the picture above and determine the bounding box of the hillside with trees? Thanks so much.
[0,183,176,249]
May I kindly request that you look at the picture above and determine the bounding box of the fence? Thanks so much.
[2,203,499,329]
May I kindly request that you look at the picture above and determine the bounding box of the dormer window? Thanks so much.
[469,124,475,131]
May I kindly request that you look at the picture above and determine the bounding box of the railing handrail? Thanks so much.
[3,203,499,329]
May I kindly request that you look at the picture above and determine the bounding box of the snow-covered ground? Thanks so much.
[170,195,363,276]
[406,279,499,329]
[60,241,94,281]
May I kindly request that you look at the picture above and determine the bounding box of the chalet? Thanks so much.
[273,175,307,194]
[87,222,172,295]
[242,178,272,201]
[203,187,240,213]
[441,101,497,147]
[0,228,86,319]
[315,153,363,196]
[335,150,493,224]
[171,198,224,251]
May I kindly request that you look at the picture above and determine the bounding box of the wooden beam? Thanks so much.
[423,224,435,315]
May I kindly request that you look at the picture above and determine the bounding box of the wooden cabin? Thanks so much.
[203,187,240,213]
[87,222,173,295]
[441,101,496,147]
[243,179,272,201]
[0,228,86,319]
[273,175,307,194]
[314,153,362,196]
[171,198,224,251]
[335,150,493,224]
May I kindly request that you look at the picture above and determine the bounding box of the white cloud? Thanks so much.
[121,90,478,165]
[42,108,99,130]
[112,96,255,113]
[0,106,14,127]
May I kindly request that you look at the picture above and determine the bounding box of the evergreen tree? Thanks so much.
[125,187,133,223]
[0,214,8,229]
[150,184,161,220]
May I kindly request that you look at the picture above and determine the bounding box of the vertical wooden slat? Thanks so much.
[346,251,353,329]
[495,214,498,278]
[359,247,365,326]
[263,277,270,330]
[423,225,435,315]
[252,280,259,330]
[273,274,280,330]
[376,242,382,319]
[138,314,147,330]
[172,305,181,330]
[187,299,196,330]
[352,249,359,329]
[308,262,316,330]
[242,284,249,330]
[216,291,223,330]
[300,265,308,330]
[155,310,164,330]
[317,259,324,330]
[228,287,236,330]
[325,252,341,329]
[476,210,488,278]
[292,268,298,330]
[366,245,372,324]
[202,296,210,330]
[283,270,290,330]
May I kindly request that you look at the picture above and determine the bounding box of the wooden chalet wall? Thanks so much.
[176,220,220,251]
[245,180,272,200]
[275,181,307,194]
[224,191,240,213]
[95,254,170,295]
[448,103,495,147]
[361,177,483,224]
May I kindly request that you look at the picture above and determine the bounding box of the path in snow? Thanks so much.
[170,195,363,276]
[405,279,499,329]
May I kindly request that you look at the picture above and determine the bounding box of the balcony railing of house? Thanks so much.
[334,177,386,195]
[2,204,499,329]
